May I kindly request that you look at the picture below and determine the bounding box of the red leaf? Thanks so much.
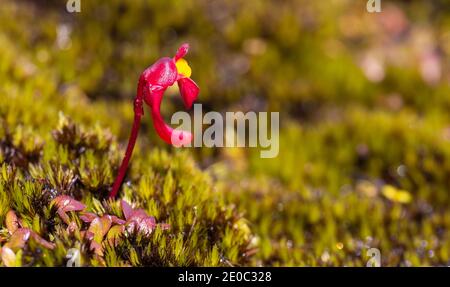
[1,247,17,267]
[121,200,134,220]
[30,232,55,250]
[53,195,86,212]
[80,212,98,223]
[5,210,20,234]
[5,229,31,250]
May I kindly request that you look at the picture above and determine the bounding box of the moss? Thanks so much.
[0,113,254,266]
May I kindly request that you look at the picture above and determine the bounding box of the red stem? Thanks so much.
[109,79,145,198]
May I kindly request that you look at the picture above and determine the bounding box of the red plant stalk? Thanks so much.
[109,79,144,198]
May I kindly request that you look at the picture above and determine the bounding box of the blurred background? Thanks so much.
[0,0,449,266]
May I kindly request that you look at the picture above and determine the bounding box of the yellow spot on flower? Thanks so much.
[382,185,412,204]
[175,58,192,78]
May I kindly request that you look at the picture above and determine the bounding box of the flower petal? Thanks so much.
[143,58,178,87]
[171,129,193,148]
[174,43,189,61]
[147,88,193,146]
[178,77,199,109]
[175,58,192,78]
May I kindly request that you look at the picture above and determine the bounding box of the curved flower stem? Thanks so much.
[109,81,145,198]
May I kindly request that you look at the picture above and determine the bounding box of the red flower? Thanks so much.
[109,44,199,198]
[140,43,199,146]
